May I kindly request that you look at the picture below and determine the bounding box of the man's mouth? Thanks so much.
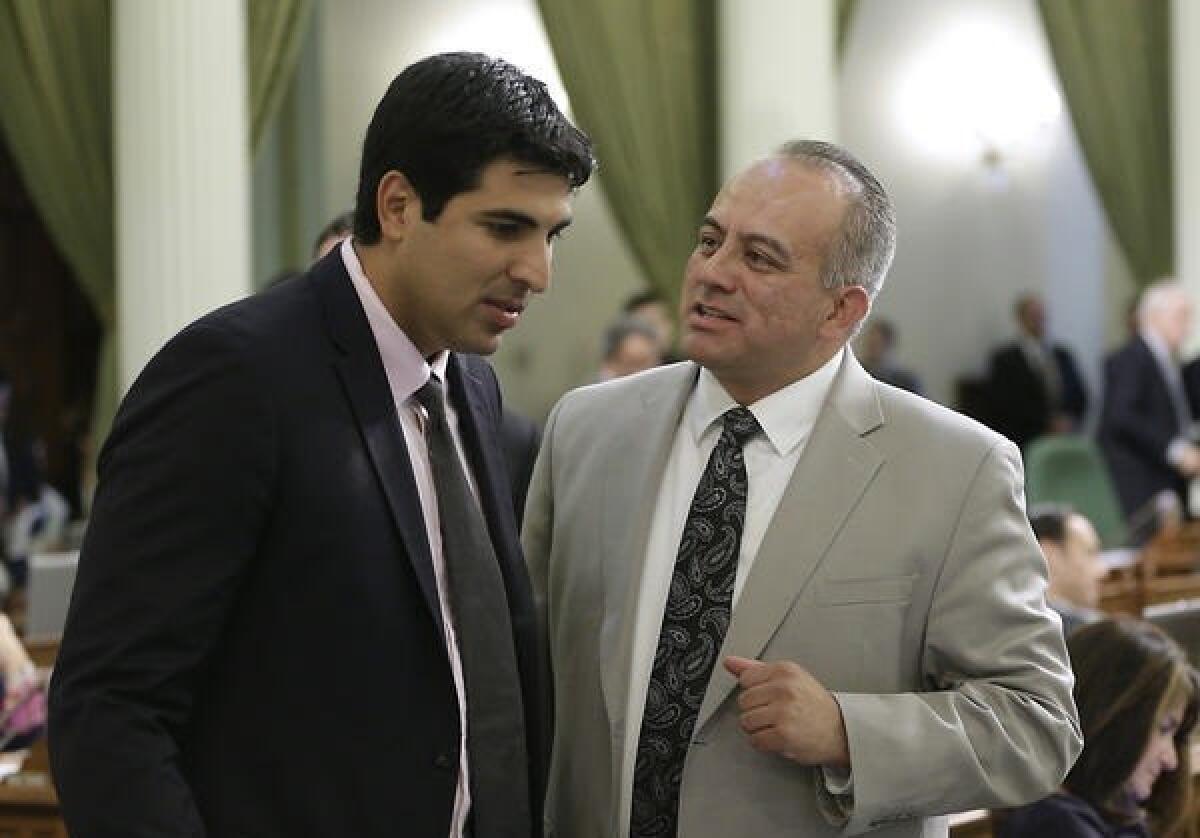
[482,298,526,329]
[692,302,736,322]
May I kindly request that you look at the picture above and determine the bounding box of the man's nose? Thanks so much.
[687,246,737,294]
[509,240,552,293]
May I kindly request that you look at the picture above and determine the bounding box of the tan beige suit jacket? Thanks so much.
[523,354,1081,837]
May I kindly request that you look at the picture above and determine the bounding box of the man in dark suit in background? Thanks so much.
[987,292,1087,449]
[1099,280,1200,538]
[49,52,593,837]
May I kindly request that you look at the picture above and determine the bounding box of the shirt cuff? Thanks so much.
[1167,437,1191,469]
[816,768,854,821]
[821,764,854,798]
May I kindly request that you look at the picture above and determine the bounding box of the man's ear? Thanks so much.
[824,285,870,338]
[1039,542,1063,568]
[376,170,420,241]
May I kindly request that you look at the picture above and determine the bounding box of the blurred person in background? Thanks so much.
[1029,504,1106,637]
[1098,280,1200,541]
[597,316,664,381]
[622,289,677,361]
[987,292,1087,450]
[856,317,923,395]
[312,210,354,261]
[998,619,1199,838]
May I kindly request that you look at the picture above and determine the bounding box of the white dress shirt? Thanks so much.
[342,237,475,838]
[619,349,846,833]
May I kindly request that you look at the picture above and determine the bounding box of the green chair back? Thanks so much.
[1024,435,1127,549]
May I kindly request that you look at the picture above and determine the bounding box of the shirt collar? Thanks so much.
[686,349,845,457]
[1018,333,1048,357]
[340,236,449,404]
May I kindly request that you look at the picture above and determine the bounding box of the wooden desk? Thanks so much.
[0,740,62,838]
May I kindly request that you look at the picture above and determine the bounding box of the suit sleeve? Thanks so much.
[830,441,1081,835]
[48,322,277,837]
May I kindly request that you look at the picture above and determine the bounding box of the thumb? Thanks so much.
[723,655,759,678]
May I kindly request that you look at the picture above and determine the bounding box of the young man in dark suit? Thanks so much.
[49,52,593,838]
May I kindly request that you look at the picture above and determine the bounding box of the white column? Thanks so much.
[114,0,252,390]
[718,0,837,179]
[1174,0,1200,353]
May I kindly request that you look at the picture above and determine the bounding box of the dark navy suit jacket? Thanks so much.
[49,249,541,836]
[1098,336,1190,525]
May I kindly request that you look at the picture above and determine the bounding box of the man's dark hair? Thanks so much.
[312,211,354,259]
[1029,503,1073,545]
[353,52,595,243]
[621,290,665,314]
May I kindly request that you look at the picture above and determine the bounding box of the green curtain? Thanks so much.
[1037,0,1173,285]
[0,0,313,486]
[0,0,113,328]
[837,0,859,60]
[0,0,117,457]
[247,0,314,156]
[536,0,718,309]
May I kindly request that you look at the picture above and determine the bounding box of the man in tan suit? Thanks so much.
[523,140,1080,837]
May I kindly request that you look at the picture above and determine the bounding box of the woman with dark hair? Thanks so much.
[999,618,1199,837]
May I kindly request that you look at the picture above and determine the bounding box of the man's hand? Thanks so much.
[723,656,850,768]
[1178,444,1200,478]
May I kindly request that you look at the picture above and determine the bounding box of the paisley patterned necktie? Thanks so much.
[630,406,761,837]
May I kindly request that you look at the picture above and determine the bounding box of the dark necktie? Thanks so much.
[630,406,761,838]
[413,375,530,838]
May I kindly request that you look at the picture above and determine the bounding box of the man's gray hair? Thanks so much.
[776,140,897,302]
[1137,277,1187,328]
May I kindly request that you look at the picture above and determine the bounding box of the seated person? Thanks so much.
[857,317,923,395]
[1029,504,1106,636]
[998,619,1199,837]
[596,316,663,381]
[0,614,43,751]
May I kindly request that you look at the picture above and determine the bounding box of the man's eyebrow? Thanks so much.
[478,209,573,236]
[478,209,538,228]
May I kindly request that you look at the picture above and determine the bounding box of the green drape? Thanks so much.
[0,0,313,484]
[0,0,113,327]
[0,0,117,455]
[837,0,859,59]
[536,0,718,309]
[248,0,313,156]
[1037,0,1173,285]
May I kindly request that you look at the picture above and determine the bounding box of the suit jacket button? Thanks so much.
[434,753,453,770]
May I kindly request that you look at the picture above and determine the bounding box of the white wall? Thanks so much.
[840,0,1133,410]
[317,0,646,420]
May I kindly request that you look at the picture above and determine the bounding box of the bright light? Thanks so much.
[896,18,1062,167]
[422,1,572,114]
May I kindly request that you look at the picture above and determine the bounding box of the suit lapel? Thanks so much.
[696,354,885,731]
[313,259,445,637]
[598,365,698,779]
